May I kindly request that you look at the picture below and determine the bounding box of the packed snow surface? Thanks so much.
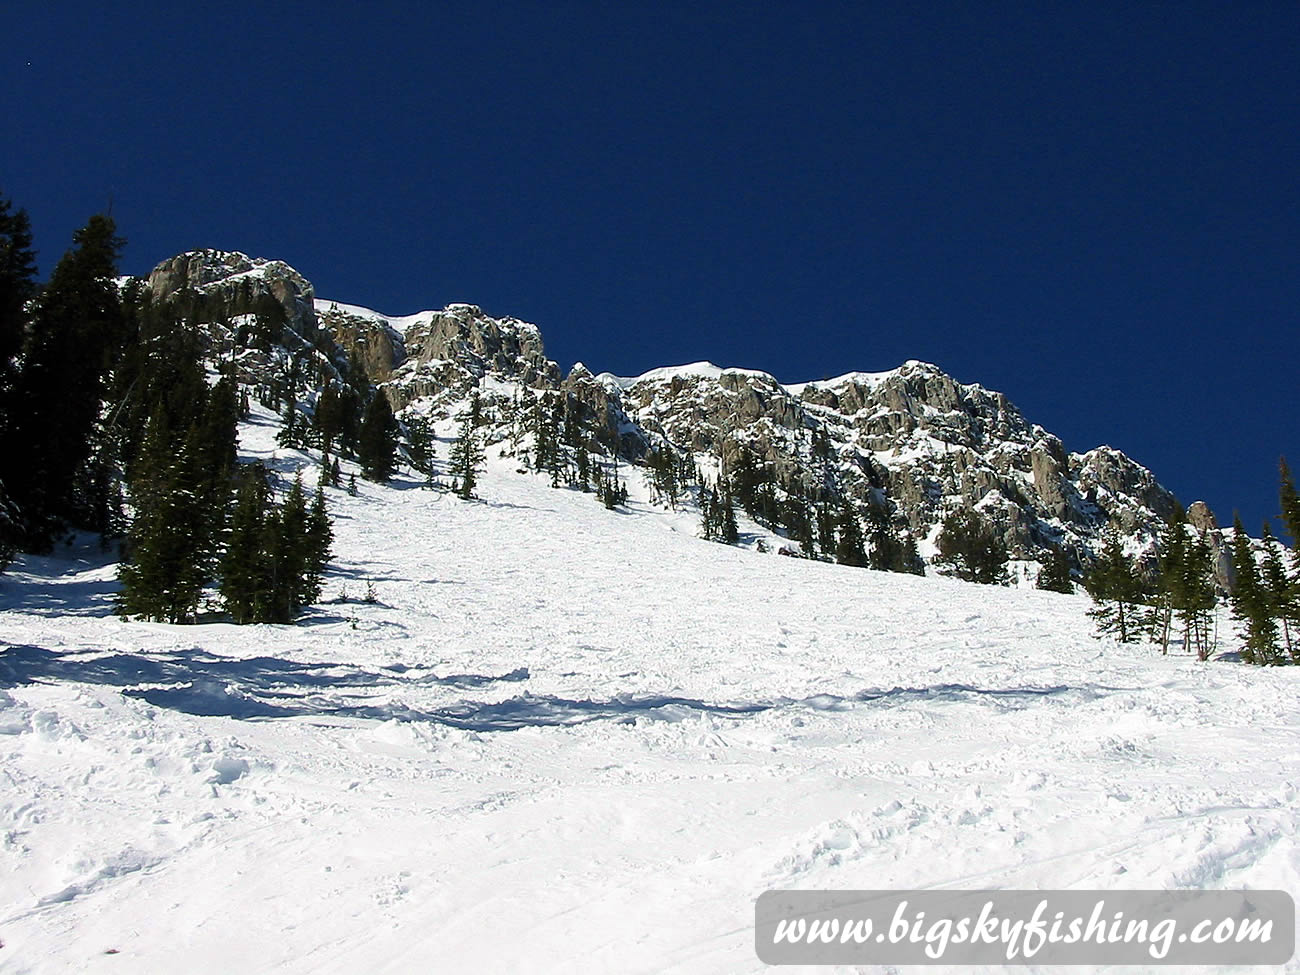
[2,416,1298,973]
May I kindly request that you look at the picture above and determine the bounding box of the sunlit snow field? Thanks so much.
[2,411,1298,973]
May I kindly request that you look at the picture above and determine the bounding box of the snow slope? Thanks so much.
[1,409,1298,974]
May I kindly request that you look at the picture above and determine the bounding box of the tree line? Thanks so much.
[0,196,331,623]
[1083,467,1300,665]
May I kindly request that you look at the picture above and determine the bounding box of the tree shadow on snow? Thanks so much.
[0,643,1123,731]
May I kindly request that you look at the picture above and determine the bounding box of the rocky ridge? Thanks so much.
[143,249,1219,577]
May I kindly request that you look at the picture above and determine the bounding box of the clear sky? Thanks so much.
[6,2,1297,533]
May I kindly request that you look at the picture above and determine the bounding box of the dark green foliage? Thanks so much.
[1259,525,1297,663]
[219,468,332,624]
[1083,532,1146,643]
[0,198,38,563]
[934,507,1009,585]
[358,392,400,483]
[864,498,922,574]
[1229,516,1280,664]
[303,481,333,606]
[834,496,867,567]
[116,349,244,623]
[0,195,38,400]
[1151,502,1188,652]
[1279,459,1300,552]
[4,214,126,547]
[1138,500,1216,657]
[647,444,682,509]
[220,466,273,624]
[719,485,739,543]
[276,399,310,450]
[1178,530,1217,660]
[1035,544,1074,593]
[450,394,485,499]
[313,383,363,456]
[404,411,437,482]
[700,483,739,543]
[118,411,225,624]
[899,532,926,576]
[816,500,837,558]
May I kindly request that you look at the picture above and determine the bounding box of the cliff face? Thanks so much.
[570,359,1185,566]
[143,248,1218,574]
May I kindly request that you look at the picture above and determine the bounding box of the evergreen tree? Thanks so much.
[718,484,739,544]
[1229,516,1279,664]
[273,474,310,621]
[699,485,718,540]
[4,214,125,546]
[0,196,34,568]
[898,531,926,576]
[1280,458,1300,549]
[220,466,273,624]
[358,392,399,483]
[302,480,333,606]
[0,195,38,405]
[403,411,437,483]
[117,416,218,623]
[1259,525,1296,663]
[1153,503,1188,653]
[1083,532,1145,643]
[1035,544,1074,593]
[450,394,485,499]
[1179,530,1217,660]
[834,496,867,567]
[935,508,1009,585]
[816,500,837,560]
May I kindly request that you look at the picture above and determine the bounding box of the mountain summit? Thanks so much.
[146,248,1212,577]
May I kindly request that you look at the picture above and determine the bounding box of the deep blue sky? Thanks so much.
[5,2,1297,532]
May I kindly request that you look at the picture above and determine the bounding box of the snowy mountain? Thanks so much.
[1,247,1297,971]
[2,386,1298,972]
[147,248,1214,579]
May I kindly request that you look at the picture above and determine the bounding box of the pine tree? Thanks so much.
[303,479,333,607]
[898,531,926,576]
[220,466,272,624]
[718,484,739,543]
[404,411,437,482]
[1229,516,1278,664]
[1083,532,1145,643]
[1035,544,1074,593]
[1179,529,1217,660]
[276,474,310,617]
[4,214,125,546]
[1259,525,1296,663]
[935,508,1009,585]
[450,394,485,500]
[1153,502,1189,653]
[358,392,400,483]
[816,500,836,559]
[1280,458,1300,549]
[700,485,718,540]
[117,416,218,623]
[0,195,38,404]
[834,496,866,567]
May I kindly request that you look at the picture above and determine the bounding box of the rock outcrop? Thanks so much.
[143,247,1218,575]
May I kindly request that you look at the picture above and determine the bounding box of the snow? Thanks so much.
[2,411,1299,972]
[600,362,782,390]
[317,299,542,338]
